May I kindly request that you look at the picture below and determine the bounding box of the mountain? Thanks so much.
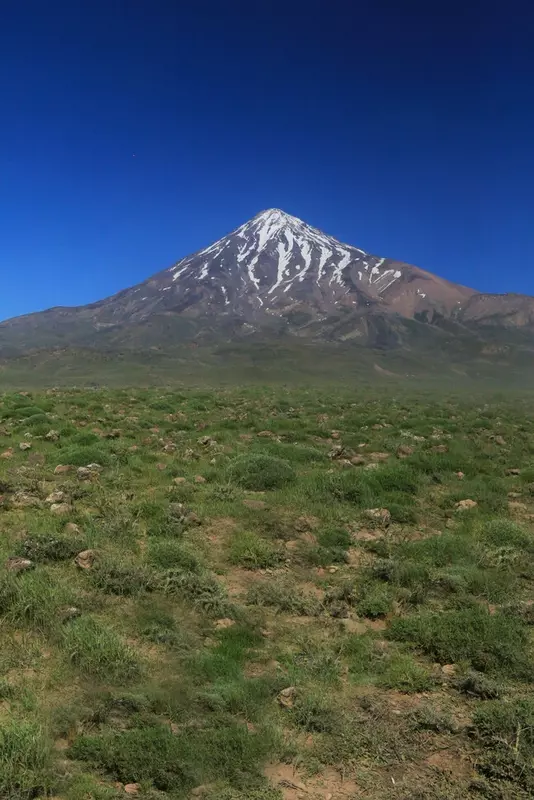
[2,208,534,358]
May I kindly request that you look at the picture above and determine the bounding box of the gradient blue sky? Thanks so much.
[2,0,533,320]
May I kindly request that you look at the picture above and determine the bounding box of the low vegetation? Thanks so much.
[0,385,532,797]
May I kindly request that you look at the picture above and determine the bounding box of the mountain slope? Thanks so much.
[1,208,534,356]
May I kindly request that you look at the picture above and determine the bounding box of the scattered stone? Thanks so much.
[0,448,14,459]
[173,477,187,485]
[60,606,81,621]
[54,464,73,475]
[86,463,103,472]
[50,502,73,515]
[278,686,297,709]
[162,443,177,453]
[509,501,528,513]
[397,445,414,458]
[214,618,235,630]
[350,454,366,465]
[364,462,379,471]
[124,785,140,796]
[6,557,33,573]
[12,491,42,509]
[243,499,267,510]
[431,444,449,454]
[494,435,506,446]
[364,508,391,525]
[45,490,66,504]
[454,499,478,512]
[198,435,217,447]
[75,549,96,570]
[506,468,521,476]
[328,445,345,460]
[45,430,60,441]
[77,467,93,481]
[19,442,32,451]
[65,522,82,534]
[194,475,207,484]
[441,664,457,677]
[369,452,390,462]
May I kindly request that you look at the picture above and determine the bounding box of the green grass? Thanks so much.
[0,385,534,797]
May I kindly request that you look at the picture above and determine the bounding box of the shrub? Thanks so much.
[63,617,140,682]
[148,540,202,572]
[226,455,296,491]
[158,570,231,617]
[17,533,84,562]
[0,721,53,799]
[473,698,534,789]
[356,584,394,619]
[388,606,533,679]
[90,560,155,596]
[57,444,111,467]
[247,579,321,616]
[228,531,282,569]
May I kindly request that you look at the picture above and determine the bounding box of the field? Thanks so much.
[0,385,533,798]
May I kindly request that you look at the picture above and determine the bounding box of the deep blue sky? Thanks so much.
[2,0,534,319]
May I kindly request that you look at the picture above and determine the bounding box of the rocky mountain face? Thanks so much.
[2,208,534,354]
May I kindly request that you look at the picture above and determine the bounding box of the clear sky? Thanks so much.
[1,0,533,320]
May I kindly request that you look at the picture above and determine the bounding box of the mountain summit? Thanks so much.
[2,209,534,355]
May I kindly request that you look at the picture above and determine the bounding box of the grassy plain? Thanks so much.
[0,385,532,798]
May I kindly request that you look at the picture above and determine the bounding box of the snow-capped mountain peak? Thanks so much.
[166,208,403,310]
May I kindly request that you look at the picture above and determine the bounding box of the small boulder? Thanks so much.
[50,502,73,515]
[77,467,93,481]
[214,618,235,630]
[45,430,60,442]
[364,508,391,526]
[0,448,14,459]
[454,499,478,512]
[194,475,207,484]
[364,462,379,471]
[198,436,217,447]
[75,549,96,570]
[278,686,297,709]
[431,444,449,454]
[65,522,82,534]
[12,491,42,509]
[46,490,66,504]
[350,454,366,465]
[124,785,140,796]
[369,452,390,462]
[494,435,506,446]
[54,465,73,475]
[397,445,414,458]
[86,463,103,472]
[162,443,177,453]
[173,477,187,485]
[6,557,33,573]
[19,442,32,451]
[506,468,521,476]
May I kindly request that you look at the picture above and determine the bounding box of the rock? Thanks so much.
[257,430,275,438]
[12,491,42,508]
[506,468,521,476]
[431,444,449,454]
[456,471,465,480]
[509,501,528,513]
[45,430,60,441]
[214,618,235,630]
[372,423,384,430]
[0,448,14,459]
[77,467,93,481]
[162,443,177,453]
[364,508,391,525]
[185,512,201,525]
[350,454,366,465]
[46,490,66,504]
[50,502,73,515]
[454,499,478,512]
[194,475,207,484]
[86,463,103,472]
[60,606,81,621]
[54,464,73,475]
[6,557,33,573]
[173,477,187,485]
[278,686,297,709]
[198,436,217,447]
[508,492,522,499]
[124,785,140,795]
[156,463,167,471]
[328,445,345,460]
[364,462,379,471]
[369,452,390,462]
[19,442,32,451]
[441,664,457,677]
[397,445,414,458]
[104,429,121,439]
[75,549,96,570]
[494,435,506,446]
[243,499,267,510]
[65,522,82,534]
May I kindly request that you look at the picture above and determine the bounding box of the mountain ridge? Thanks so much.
[1,208,534,358]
